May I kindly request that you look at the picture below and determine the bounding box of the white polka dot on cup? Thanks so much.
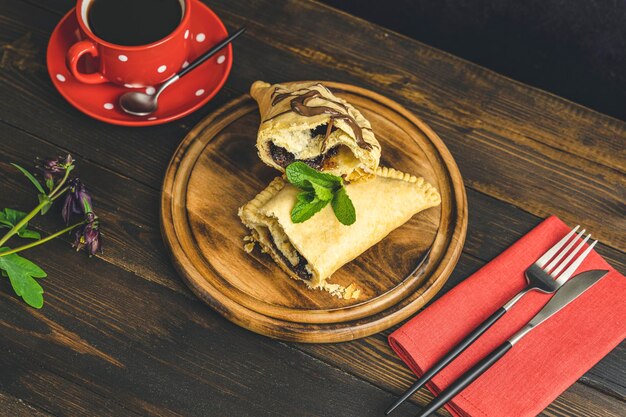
[157,65,167,73]
[56,74,66,82]
[118,54,128,62]
[146,86,156,95]
[184,30,190,39]
[217,55,226,64]
[104,103,114,110]
[195,89,205,96]
[182,61,189,69]
[195,33,206,42]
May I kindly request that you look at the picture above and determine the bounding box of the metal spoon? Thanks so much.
[119,26,246,116]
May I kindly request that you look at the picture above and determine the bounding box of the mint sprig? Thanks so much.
[285,162,356,226]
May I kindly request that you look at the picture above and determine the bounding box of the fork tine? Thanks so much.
[536,225,580,268]
[554,239,599,285]
[550,233,591,278]
[544,228,585,273]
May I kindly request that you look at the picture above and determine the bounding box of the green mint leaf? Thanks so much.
[285,162,357,226]
[331,187,356,226]
[291,194,329,223]
[0,248,46,308]
[38,194,52,215]
[309,181,333,202]
[296,190,316,204]
[0,208,41,239]
[286,162,342,190]
[11,163,46,194]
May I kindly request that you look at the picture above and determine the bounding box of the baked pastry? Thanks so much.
[250,81,381,181]
[238,167,440,298]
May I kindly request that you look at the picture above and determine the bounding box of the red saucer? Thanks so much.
[47,0,232,126]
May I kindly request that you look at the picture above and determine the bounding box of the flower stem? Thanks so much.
[0,220,86,257]
[51,186,69,201]
[0,199,50,247]
[49,167,72,199]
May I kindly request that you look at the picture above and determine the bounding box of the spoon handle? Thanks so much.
[178,26,246,78]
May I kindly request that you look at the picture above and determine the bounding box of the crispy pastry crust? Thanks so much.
[250,81,381,181]
[238,168,441,298]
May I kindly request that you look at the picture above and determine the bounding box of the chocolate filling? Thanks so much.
[269,142,339,170]
[268,235,311,280]
[310,123,335,138]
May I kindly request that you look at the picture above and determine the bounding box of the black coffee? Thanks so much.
[88,0,183,46]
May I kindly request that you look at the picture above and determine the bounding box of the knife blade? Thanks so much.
[508,269,608,345]
[414,269,609,417]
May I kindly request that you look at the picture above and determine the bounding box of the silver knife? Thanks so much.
[414,269,609,417]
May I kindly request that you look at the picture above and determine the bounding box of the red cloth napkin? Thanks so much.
[389,216,626,417]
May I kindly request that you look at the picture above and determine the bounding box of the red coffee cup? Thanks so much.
[67,0,191,87]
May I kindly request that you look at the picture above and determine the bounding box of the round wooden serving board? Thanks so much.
[161,82,467,343]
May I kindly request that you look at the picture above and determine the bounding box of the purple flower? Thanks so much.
[36,154,74,181]
[73,215,102,256]
[62,178,93,225]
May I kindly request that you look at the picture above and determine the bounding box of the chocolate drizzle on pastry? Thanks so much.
[270,86,373,151]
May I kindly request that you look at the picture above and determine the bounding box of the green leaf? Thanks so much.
[285,162,357,226]
[0,247,46,308]
[331,187,356,226]
[38,194,52,215]
[11,163,46,194]
[45,178,54,192]
[296,190,316,204]
[285,162,342,190]
[309,181,334,202]
[291,194,329,223]
[17,229,41,239]
[0,208,22,226]
[0,208,41,239]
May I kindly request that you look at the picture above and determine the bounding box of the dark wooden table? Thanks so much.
[1,1,624,416]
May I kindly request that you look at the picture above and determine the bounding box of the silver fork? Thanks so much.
[386,225,598,415]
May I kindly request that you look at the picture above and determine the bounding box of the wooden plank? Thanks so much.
[1,121,623,400]
[2,0,625,251]
[464,188,626,274]
[0,391,53,417]
[1,347,145,416]
[0,122,190,297]
[0,242,425,417]
[579,343,626,401]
